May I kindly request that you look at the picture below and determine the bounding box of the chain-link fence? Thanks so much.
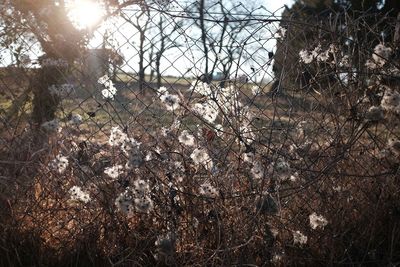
[1,1,400,266]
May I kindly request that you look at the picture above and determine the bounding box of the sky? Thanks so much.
[266,0,294,13]
[1,0,295,82]
[85,0,296,81]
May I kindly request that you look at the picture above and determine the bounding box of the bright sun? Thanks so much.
[67,0,104,29]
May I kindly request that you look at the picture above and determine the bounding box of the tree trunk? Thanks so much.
[199,0,210,83]
[32,61,66,125]
[138,29,145,94]
[156,54,162,89]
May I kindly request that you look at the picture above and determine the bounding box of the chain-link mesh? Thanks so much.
[1,2,400,266]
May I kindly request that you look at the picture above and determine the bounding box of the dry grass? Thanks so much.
[1,81,399,266]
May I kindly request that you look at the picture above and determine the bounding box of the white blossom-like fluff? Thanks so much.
[274,26,286,40]
[293,230,308,245]
[134,196,154,213]
[104,164,124,180]
[299,44,334,64]
[115,189,134,215]
[275,158,291,181]
[365,59,378,69]
[388,138,400,155]
[199,182,218,198]
[49,153,69,174]
[214,124,224,137]
[299,49,314,64]
[251,161,264,180]
[309,212,328,229]
[121,137,141,155]
[190,147,213,170]
[178,130,195,147]
[158,86,168,95]
[251,85,261,95]
[158,86,180,111]
[122,137,143,169]
[309,44,330,62]
[49,83,75,98]
[69,186,90,203]
[134,179,150,195]
[69,113,82,125]
[271,253,284,263]
[240,124,255,144]
[98,74,117,99]
[109,126,127,146]
[98,74,109,85]
[101,85,117,99]
[290,172,300,182]
[275,159,290,172]
[366,106,384,122]
[372,43,392,67]
[311,44,322,58]
[339,55,350,68]
[215,85,243,114]
[41,119,61,132]
[381,87,400,113]
[123,179,154,213]
[132,179,153,212]
[160,93,180,111]
[193,101,219,124]
[189,80,212,96]
[242,152,255,163]
[317,49,330,62]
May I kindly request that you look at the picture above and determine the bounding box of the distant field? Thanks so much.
[0,68,290,148]
[116,73,194,87]
[0,70,273,128]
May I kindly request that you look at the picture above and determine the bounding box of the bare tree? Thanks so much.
[121,5,152,93]
[0,0,138,125]
[209,3,256,88]
[185,0,265,85]
[152,14,183,88]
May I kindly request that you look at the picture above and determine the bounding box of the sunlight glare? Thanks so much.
[67,0,104,29]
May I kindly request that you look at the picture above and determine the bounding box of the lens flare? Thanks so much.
[67,0,104,29]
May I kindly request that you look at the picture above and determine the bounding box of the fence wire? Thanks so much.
[0,2,400,266]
